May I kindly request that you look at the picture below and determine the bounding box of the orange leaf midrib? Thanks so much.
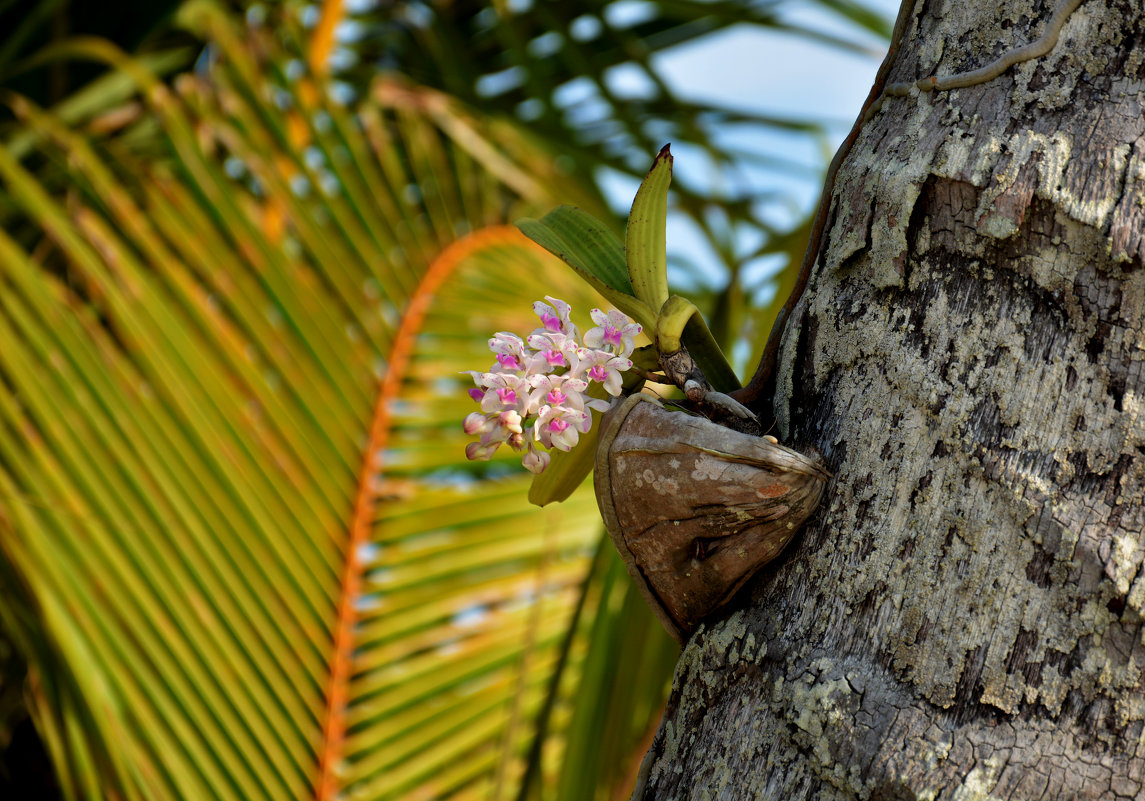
[314,225,538,801]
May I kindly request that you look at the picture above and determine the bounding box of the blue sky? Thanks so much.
[598,0,901,291]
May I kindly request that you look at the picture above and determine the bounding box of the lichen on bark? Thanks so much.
[636,0,1145,797]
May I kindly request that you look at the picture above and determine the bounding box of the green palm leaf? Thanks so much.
[0,6,675,800]
[318,0,891,334]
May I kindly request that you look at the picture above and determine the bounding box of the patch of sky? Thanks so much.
[658,140,720,196]
[651,24,877,125]
[481,462,523,481]
[318,169,338,196]
[335,19,367,43]
[603,62,658,100]
[663,214,723,292]
[558,91,612,128]
[303,145,325,170]
[377,447,406,468]
[223,156,245,179]
[741,253,787,296]
[328,47,359,72]
[516,97,545,121]
[289,174,310,197]
[419,467,484,491]
[344,0,377,12]
[603,0,658,29]
[642,118,676,147]
[285,58,304,82]
[476,65,527,98]
[245,4,267,26]
[569,14,603,42]
[329,81,357,105]
[401,2,434,29]
[778,1,891,52]
[551,76,595,109]
[299,4,320,28]
[353,594,382,613]
[387,398,417,418]
[527,31,564,59]
[608,0,896,287]
[594,165,641,216]
[505,0,533,14]
[314,110,333,135]
[451,604,490,629]
[355,543,381,567]
[597,129,637,162]
[473,7,499,33]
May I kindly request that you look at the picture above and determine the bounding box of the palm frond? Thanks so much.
[313,0,891,326]
[0,6,674,800]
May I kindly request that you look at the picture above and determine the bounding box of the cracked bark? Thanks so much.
[635,1,1145,798]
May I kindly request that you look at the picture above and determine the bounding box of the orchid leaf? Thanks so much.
[528,424,600,508]
[517,207,655,332]
[625,145,673,315]
[657,296,741,393]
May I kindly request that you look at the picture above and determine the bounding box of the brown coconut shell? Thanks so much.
[594,394,830,643]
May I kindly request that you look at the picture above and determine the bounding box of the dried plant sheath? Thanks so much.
[595,395,830,642]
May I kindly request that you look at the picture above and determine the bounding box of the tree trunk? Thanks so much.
[635,0,1145,797]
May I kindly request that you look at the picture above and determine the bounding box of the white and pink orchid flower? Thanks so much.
[583,307,642,358]
[463,298,637,473]
[526,374,609,416]
[531,296,578,339]
[521,441,551,474]
[535,404,591,452]
[488,331,528,373]
[571,347,632,397]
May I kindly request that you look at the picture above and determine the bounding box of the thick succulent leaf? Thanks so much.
[625,145,673,315]
[528,424,601,508]
[0,9,666,801]
[516,206,655,332]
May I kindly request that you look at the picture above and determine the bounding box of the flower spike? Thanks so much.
[464,298,637,472]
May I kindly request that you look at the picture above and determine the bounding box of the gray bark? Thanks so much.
[636,0,1145,798]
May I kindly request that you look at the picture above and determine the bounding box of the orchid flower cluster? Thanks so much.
[464,297,642,474]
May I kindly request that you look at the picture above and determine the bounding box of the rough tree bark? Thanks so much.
[635,0,1145,798]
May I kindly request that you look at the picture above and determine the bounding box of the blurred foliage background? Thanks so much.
[0,1,887,799]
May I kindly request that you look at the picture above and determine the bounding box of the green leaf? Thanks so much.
[656,295,741,393]
[0,11,658,801]
[516,206,655,332]
[551,546,677,801]
[625,145,673,315]
[528,425,599,508]
[682,310,743,393]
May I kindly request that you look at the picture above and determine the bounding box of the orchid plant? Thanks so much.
[464,298,642,474]
[466,145,754,505]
